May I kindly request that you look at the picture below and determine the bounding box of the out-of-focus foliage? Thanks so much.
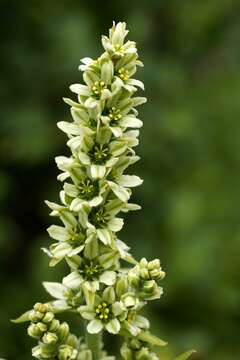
[1,1,240,359]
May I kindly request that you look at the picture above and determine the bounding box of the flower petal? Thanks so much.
[106,319,120,334]
[43,282,66,299]
[87,319,104,334]
[79,306,96,320]
[47,225,70,242]
[96,229,112,246]
[90,165,106,179]
[100,271,116,286]
[62,271,82,289]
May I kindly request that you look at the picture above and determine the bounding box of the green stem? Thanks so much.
[84,322,102,360]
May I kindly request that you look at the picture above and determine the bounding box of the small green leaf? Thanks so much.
[11,310,32,323]
[137,330,167,347]
[174,350,196,360]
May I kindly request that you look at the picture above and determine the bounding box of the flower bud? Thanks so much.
[122,293,137,308]
[128,271,140,288]
[58,345,78,360]
[42,311,54,324]
[66,334,78,348]
[57,322,69,342]
[120,342,133,360]
[116,276,128,297]
[136,347,152,360]
[27,322,47,339]
[148,259,165,280]
[48,319,60,332]
[139,268,149,280]
[129,338,141,350]
[110,22,128,46]
[29,310,43,323]
[78,349,92,360]
[42,331,58,345]
[32,343,55,359]
[33,302,51,314]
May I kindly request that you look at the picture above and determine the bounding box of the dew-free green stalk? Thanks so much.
[13,22,195,360]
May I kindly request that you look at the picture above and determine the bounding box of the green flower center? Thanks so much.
[69,228,85,247]
[109,106,122,125]
[88,207,109,228]
[79,260,103,281]
[88,144,111,165]
[118,67,129,81]
[78,179,99,200]
[92,81,107,98]
[95,302,111,321]
[114,43,124,53]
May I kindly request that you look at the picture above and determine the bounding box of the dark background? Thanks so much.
[1,0,240,359]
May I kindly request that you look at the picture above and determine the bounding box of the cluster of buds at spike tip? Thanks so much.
[23,303,80,360]
[128,258,165,300]
[13,21,195,360]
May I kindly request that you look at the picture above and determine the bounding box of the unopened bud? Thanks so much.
[128,271,140,288]
[48,319,60,332]
[57,322,69,342]
[29,310,43,322]
[27,322,47,339]
[58,345,78,360]
[42,331,58,345]
[42,311,54,324]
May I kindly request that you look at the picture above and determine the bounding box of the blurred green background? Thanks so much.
[1,0,240,359]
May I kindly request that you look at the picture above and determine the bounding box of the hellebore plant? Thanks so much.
[13,22,195,360]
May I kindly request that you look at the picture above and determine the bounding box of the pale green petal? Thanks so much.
[67,136,84,151]
[108,217,124,232]
[99,271,116,286]
[51,242,72,258]
[79,306,95,320]
[84,234,99,259]
[96,229,112,245]
[132,96,147,107]
[105,318,120,334]
[70,84,91,96]
[88,195,103,207]
[43,282,66,299]
[101,60,114,85]
[70,198,85,212]
[110,126,122,137]
[116,175,143,187]
[133,315,150,329]
[112,301,126,317]
[98,251,119,268]
[52,300,70,311]
[103,286,115,304]
[47,225,70,242]
[127,79,144,90]
[68,245,85,256]
[78,151,91,165]
[119,116,143,129]
[57,121,83,136]
[64,183,79,197]
[109,141,127,157]
[107,181,130,202]
[87,319,103,334]
[62,271,82,289]
[90,165,106,179]
[123,320,140,336]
